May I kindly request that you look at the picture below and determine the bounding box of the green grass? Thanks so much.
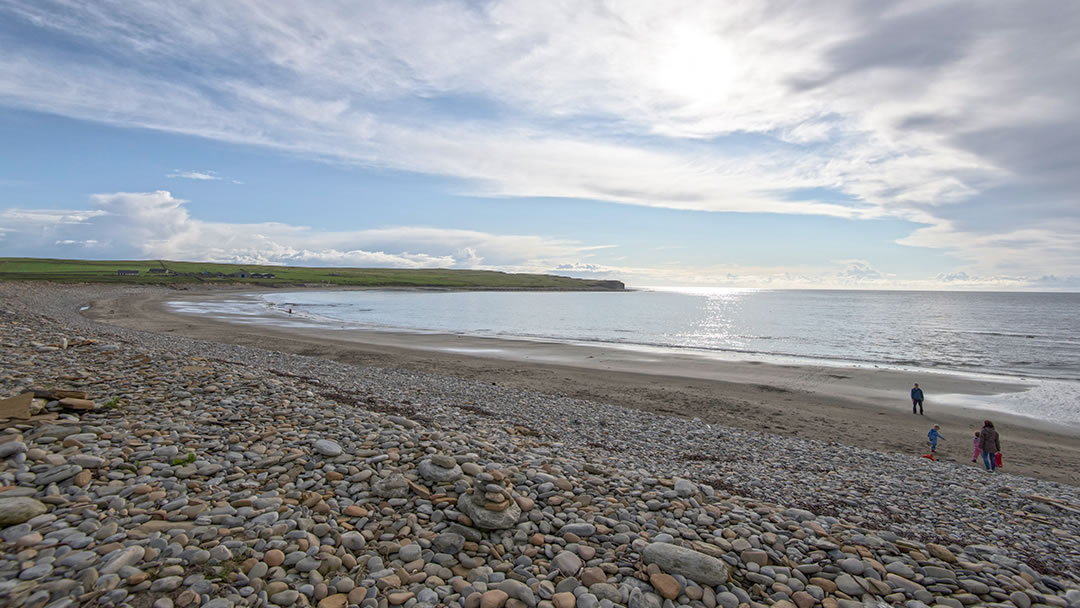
[0,257,625,290]
[171,453,197,466]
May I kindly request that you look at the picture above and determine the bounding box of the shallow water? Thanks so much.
[169,287,1080,426]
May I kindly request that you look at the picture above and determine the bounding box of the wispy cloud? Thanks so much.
[0,1,1077,282]
[167,170,220,181]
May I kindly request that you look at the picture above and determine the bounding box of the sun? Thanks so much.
[652,26,738,104]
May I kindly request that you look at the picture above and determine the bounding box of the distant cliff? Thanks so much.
[0,257,628,291]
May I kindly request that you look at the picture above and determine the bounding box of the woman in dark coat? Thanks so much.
[978,420,1000,471]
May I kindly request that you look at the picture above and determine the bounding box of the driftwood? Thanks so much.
[1026,494,1080,514]
[32,389,88,400]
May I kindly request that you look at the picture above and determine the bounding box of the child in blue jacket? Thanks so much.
[928,425,945,453]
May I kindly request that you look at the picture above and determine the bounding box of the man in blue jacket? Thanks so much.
[911,383,925,415]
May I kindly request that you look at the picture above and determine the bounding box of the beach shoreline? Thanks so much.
[83,284,1080,485]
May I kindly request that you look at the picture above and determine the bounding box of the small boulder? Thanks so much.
[641,542,729,586]
[418,458,463,483]
[0,497,49,527]
[313,439,343,457]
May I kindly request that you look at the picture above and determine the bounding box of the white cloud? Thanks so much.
[0,191,596,271]
[167,170,220,181]
[898,217,1080,278]
[837,261,887,281]
[55,239,100,246]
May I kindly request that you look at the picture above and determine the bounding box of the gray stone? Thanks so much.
[313,439,342,457]
[0,496,48,526]
[1009,591,1031,608]
[834,574,864,596]
[922,566,956,580]
[398,543,422,562]
[958,579,989,595]
[418,459,463,482]
[35,464,82,485]
[555,578,579,594]
[59,550,100,569]
[641,542,729,586]
[341,531,366,551]
[673,478,697,497]
[372,474,409,499]
[210,545,233,562]
[20,563,53,579]
[716,591,739,608]
[296,556,320,572]
[589,583,621,603]
[270,590,300,605]
[150,576,183,592]
[1,522,31,542]
[840,558,864,575]
[36,425,81,439]
[885,561,915,579]
[886,573,926,593]
[0,441,27,458]
[69,454,106,468]
[432,532,465,554]
[628,588,663,608]
[551,551,584,577]
[430,453,457,468]
[782,508,816,522]
[558,523,597,537]
[175,464,197,478]
[101,546,146,575]
[496,579,538,607]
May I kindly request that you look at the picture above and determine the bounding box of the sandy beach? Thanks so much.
[83,286,1080,485]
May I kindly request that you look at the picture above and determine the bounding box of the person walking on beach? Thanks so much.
[979,420,1000,472]
[927,424,945,454]
[972,431,981,463]
[911,383,925,415]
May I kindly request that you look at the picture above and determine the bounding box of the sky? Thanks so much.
[1,1,1078,290]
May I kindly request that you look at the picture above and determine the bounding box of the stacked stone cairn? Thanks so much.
[456,476,523,532]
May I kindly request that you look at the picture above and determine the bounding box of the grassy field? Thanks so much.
[0,258,625,290]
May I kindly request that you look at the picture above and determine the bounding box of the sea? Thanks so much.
[169,288,1080,427]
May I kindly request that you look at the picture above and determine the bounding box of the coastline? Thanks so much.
[85,285,1080,485]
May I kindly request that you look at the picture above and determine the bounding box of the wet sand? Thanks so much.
[84,286,1080,485]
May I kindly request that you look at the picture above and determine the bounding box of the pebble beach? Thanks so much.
[1,283,1078,608]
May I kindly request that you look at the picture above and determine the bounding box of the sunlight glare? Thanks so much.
[652,26,737,104]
